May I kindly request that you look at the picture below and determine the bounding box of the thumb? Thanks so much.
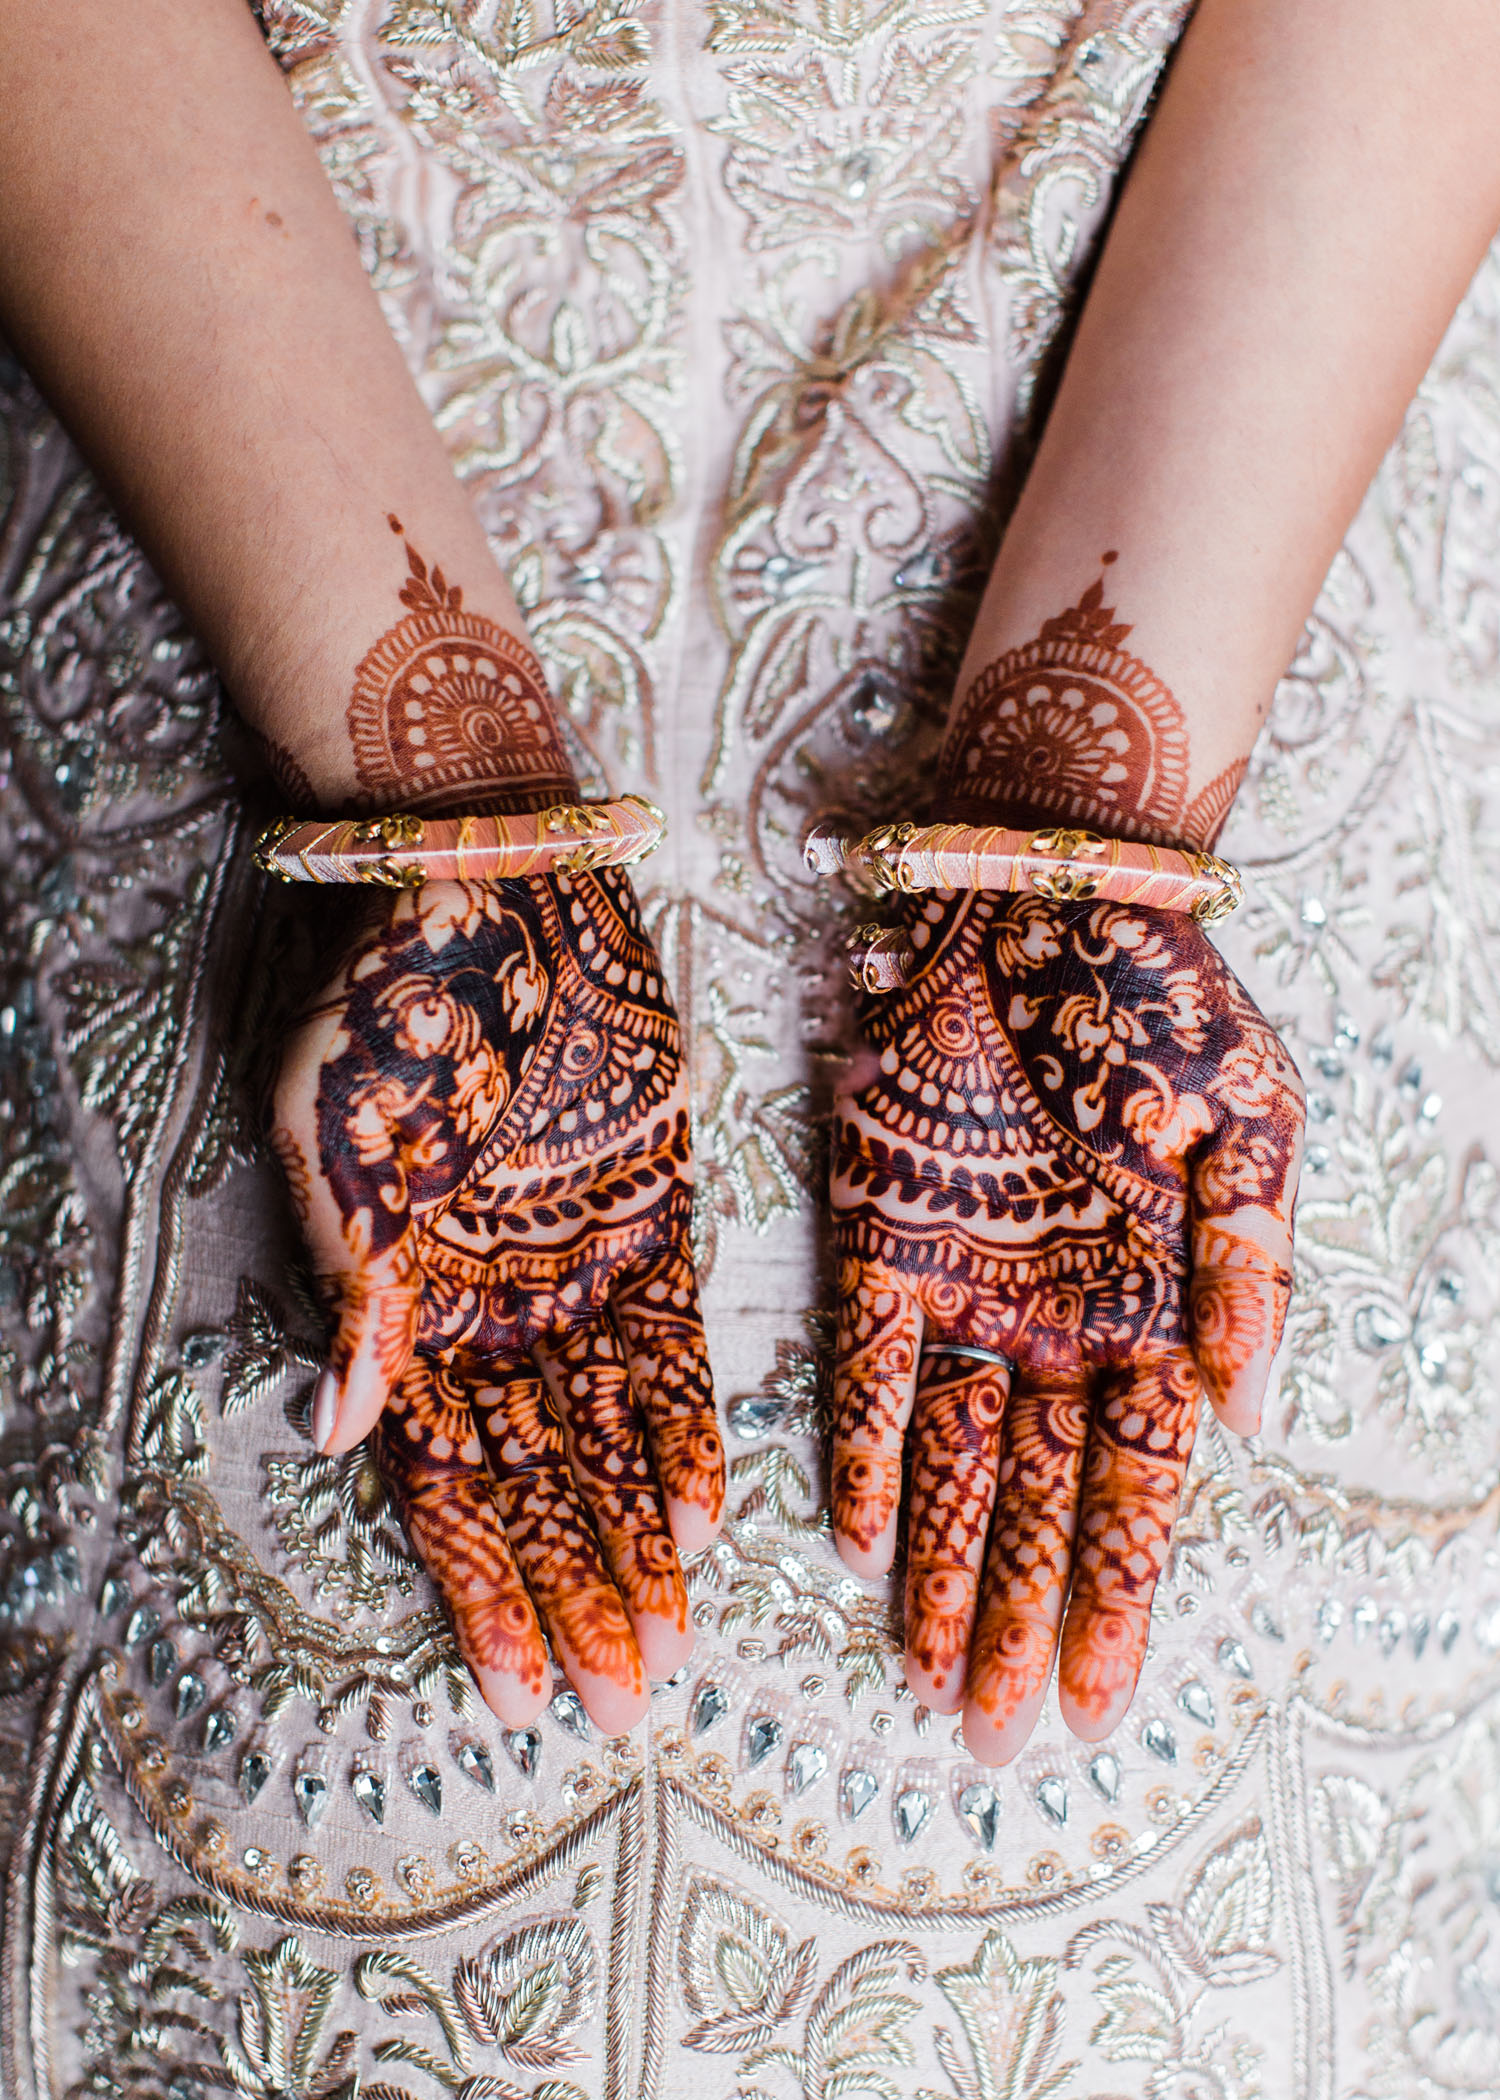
[311,1235,422,1453]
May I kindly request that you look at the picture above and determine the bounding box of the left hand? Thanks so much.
[830,890,1304,1763]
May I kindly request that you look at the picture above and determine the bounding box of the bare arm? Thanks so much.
[0,0,553,808]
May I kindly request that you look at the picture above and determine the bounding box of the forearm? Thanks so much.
[947,0,1500,846]
[0,0,567,811]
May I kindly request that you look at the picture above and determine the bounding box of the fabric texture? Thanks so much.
[2,3,1500,2093]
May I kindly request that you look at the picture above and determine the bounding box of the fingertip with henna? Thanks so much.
[961,1683,1049,1766]
[316,1353,394,1454]
[566,1660,651,1737]
[468,1662,551,1731]
[664,1492,722,1555]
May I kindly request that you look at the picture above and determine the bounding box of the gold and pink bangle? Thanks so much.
[804,818,1243,992]
[255,794,666,888]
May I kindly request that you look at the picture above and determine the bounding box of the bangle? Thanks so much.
[806,818,1243,995]
[255,794,666,888]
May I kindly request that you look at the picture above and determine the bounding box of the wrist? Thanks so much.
[938,574,1248,853]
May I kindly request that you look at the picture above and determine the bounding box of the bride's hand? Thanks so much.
[268,866,724,1732]
[830,891,1303,1763]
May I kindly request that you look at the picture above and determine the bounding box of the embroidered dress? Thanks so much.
[2,5,1499,2092]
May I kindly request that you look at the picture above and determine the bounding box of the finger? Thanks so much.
[902,1352,1007,1713]
[533,1312,694,1681]
[611,1238,725,1552]
[271,1006,420,1455]
[1057,1349,1201,1742]
[377,1358,550,1727]
[832,1261,923,1578]
[1190,1044,1305,1436]
[963,1373,1089,1765]
[471,1357,650,1735]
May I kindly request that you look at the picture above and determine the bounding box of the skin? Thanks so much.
[2,0,1499,1753]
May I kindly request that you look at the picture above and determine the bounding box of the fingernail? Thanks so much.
[311,1368,339,1452]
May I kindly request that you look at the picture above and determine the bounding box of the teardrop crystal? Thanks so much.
[351,1769,386,1825]
[787,1741,828,1796]
[456,1741,495,1792]
[409,1763,443,1815]
[745,1715,783,1768]
[174,1672,207,1720]
[292,1771,328,1829]
[148,1638,176,1686]
[1217,1636,1254,1678]
[690,1681,730,1736]
[894,1787,933,1844]
[1035,1776,1068,1827]
[125,1605,160,1649]
[549,1689,590,1739]
[506,1727,542,1779]
[957,1782,999,1850]
[1177,1681,1215,1728]
[239,1751,271,1805]
[841,1767,878,1821]
[202,1708,237,1753]
[1088,1752,1121,1804]
[1142,1719,1178,1765]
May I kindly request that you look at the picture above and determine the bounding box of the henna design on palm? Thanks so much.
[272,865,724,1731]
[831,890,1303,1763]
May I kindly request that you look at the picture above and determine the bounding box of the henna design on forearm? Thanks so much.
[831,888,1303,1751]
[346,517,578,816]
[940,572,1248,849]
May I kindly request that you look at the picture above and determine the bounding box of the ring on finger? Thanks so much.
[922,1340,1016,1375]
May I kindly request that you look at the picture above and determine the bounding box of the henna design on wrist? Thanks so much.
[251,727,317,810]
[346,521,578,817]
[830,889,1303,1752]
[940,574,1249,850]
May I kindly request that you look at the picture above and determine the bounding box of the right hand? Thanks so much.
[268,865,724,1732]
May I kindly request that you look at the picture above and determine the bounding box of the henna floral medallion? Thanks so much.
[941,575,1247,848]
[271,865,724,1733]
[346,522,578,815]
[831,890,1304,1761]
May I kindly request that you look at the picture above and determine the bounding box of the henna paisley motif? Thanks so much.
[831,888,1304,1761]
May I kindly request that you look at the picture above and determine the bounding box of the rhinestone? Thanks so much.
[1035,1776,1068,1827]
[292,1772,328,1829]
[202,1709,237,1754]
[1333,1014,1360,1047]
[893,548,944,591]
[1178,1682,1215,1728]
[239,1752,271,1805]
[1142,1720,1178,1766]
[1316,1598,1343,1644]
[760,553,815,596]
[1438,1609,1461,1652]
[1418,1339,1447,1381]
[691,1682,730,1736]
[102,1580,131,1626]
[549,1688,590,1739]
[1409,1612,1430,1657]
[1350,1597,1377,1643]
[1435,1268,1465,1304]
[745,1716,783,1769]
[727,1396,782,1441]
[894,1788,933,1843]
[506,1727,542,1779]
[174,1672,207,1720]
[1088,1752,1121,1804]
[840,150,875,197]
[848,676,901,739]
[1378,1609,1405,1657]
[787,1741,828,1796]
[841,1768,878,1821]
[456,1741,495,1792]
[957,1782,999,1850]
[124,1605,160,1648]
[148,1638,177,1686]
[1353,1304,1407,1352]
[1217,1637,1254,1678]
[409,1764,443,1815]
[53,1544,82,1592]
[1300,896,1327,927]
[663,1664,690,1689]
[181,1332,224,1368]
[1249,1603,1284,1642]
[351,1770,386,1825]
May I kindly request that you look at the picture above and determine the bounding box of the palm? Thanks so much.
[271,866,723,1733]
[830,890,1302,1762]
